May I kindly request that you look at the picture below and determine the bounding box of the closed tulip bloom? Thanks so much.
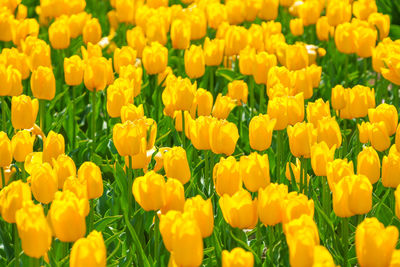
[30,162,58,204]
[316,16,334,41]
[203,37,224,66]
[8,67,22,96]
[331,85,346,110]
[357,146,380,184]
[298,0,322,26]
[28,40,52,71]
[356,217,398,267]
[287,122,318,158]
[267,96,288,130]
[226,0,245,25]
[161,178,185,214]
[382,146,400,188]
[353,0,377,20]
[64,55,83,86]
[368,103,398,136]
[292,68,313,99]
[53,154,76,190]
[11,130,34,162]
[159,210,182,252]
[290,18,304,36]
[209,119,239,156]
[306,99,331,126]
[113,120,147,156]
[368,13,390,40]
[252,52,277,84]
[0,65,12,96]
[286,44,309,71]
[0,180,31,223]
[356,26,377,58]
[49,20,70,49]
[285,158,311,185]
[219,189,258,229]
[185,45,205,79]
[190,89,213,117]
[349,174,373,215]
[43,131,65,164]
[113,46,137,74]
[224,26,248,56]
[326,159,354,189]
[312,246,337,267]
[239,46,255,76]
[163,147,191,184]
[119,65,142,98]
[0,11,13,42]
[311,142,336,177]
[171,216,204,267]
[121,104,144,123]
[84,57,112,92]
[213,156,242,197]
[258,183,288,226]
[106,83,133,118]
[68,13,91,39]
[126,26,146,58]
[249,114,276,151]
[284,215,320,267]
[15,201,52,259]
[222,247,254,267]
[368,121,391,152]
[83,18,102,45]
[70,230,106,267]
[132,171,166,211]
[317,117,342,149]
[30,66,55,100]
[146,15,167,45]
[142,42,168,75]
[78,162,103,199]
[358,121,371,143]
[326,0,352,27]
[282,192,314,224]
[115,0,134,23]
[171,19,191,50]
[228,80,248,105]
[335,22,357,54]
[259,0,279,21]
[184,195,214,238]
[240,153,270,192]
[0,131,12,168]
[396,125,400,152]
[211,94,236,119]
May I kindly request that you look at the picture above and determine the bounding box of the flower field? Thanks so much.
[1,0,400,266]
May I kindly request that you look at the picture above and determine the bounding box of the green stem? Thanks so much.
[342,217,349,267]
[299,157,304,193]
[91,91,96,159]
[209,66,215,97]
[1,167,5,189]
[344,55,349,86]
[393,84,399,108]
[249,76,255,115]
[322,176,329,216]
[128,156,133,218]
[181,110,185,148]
[256,221,263,259]
[276,130,283,182]
[29,256,40,267]
[13,224,19,267]
[204,150,209,195]
[343,120,348,158]
[259,84,265,114]
[154,213,160,263]
[72,86,76,150]
[1,96,6,132]
[39,99,45,133]
[88,199,94,233]
[303,158,308,196]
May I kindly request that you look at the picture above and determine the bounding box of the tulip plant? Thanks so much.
[1,0,400,267]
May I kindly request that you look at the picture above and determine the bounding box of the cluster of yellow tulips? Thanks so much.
[0,0,400,266]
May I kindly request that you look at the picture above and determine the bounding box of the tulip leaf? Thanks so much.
[215,68,239,82]
[94,215,122,232]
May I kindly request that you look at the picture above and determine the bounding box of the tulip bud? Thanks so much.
[287,122,318,158]
[132,171,166,211]
[353,0,377,20]
[356,26,377,58]
[188,116,212,150]
[106,82,133,118]
[211,94,236,119]
[222,247,254,267]
[126,27,146,58]
[253,52,277,84]
[81,42,102,60]
[187,8,206,41]
[239,153,270,192]
[298,0,321,26]
[228,80,248,105]
[30,162,58,204]
[213,156,242,197]
[70,230,106,267]
[306,98,331,127]
[112,120,148,156]
[204,37,225,66]
[52,154,76,191]
[258,183,288,226]
[368,13,390,40]
[171,19,191,50]
[327,159,354,189]
[64,55,84,86]
[331,85,346,110]
[83,18,102,45]
[326,0,351,27]
[159,210,183,252]
[357,146,380,184]
[239,46,255,76]
[113,46,137,74]
[16,201,52,259]
[356,217,398,267]
[316,16,334,41]
[163,147,191,185]
[0,11,13,42]
[11,130,34,162]
[115,0,135,24]
[219,189,258,229]
[142,42,168,75]
[249,114,276,151]
[49,20,70,49]
[84,57,112,92]
[184,195,214,238]
[286,44,309,72]
[311,142,335,177]
[161,178,185,214]
[43,131,65,165]
[368,121,391,152]
[282,192,314,224]
[190,89,213,117]
[292,68,313,99]
[317,117,342,149]
[8,67,22,96]
[224,26,248,56]
[0,180,31,223]
[185,45,205,79]
[146,15,167,46]
[335,22,357,54]
[62,177,89,217]
[0,65,12,96]
[285,158,311,185]
[368,103,398,136]
[209,119,239,156]
[290,18,304,36]
[30,66,55,100]
[78,162,103,199]
[259,0,279,21]
[0,131,12,168]
[382,145,400,188]
[121,103,144,123]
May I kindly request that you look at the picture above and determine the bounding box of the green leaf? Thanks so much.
[94,215,122,232]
